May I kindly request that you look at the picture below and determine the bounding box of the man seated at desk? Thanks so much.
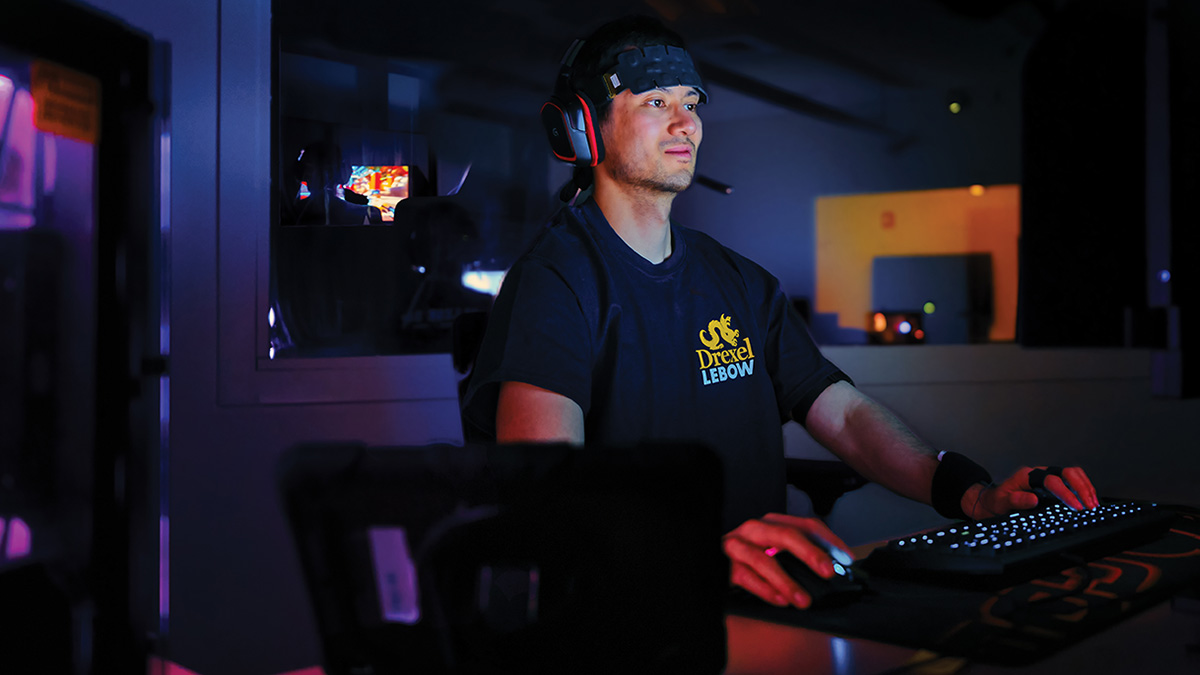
[461,15,1099,611]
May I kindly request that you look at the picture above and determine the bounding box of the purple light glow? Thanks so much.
[369,527,421,624]
[0,87,36,228]
[160,516,169,620]
[0,75,12,136]
[5,517,30,559]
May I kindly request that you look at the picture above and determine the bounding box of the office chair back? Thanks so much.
[278,441,728,675]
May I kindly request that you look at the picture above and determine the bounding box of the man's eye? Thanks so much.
[648,99,665,107]
[685,103,698,112]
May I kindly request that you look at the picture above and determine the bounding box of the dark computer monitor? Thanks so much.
[872,254,994,344]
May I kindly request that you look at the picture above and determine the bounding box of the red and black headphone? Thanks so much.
[540,39,605,168]
[540,41,709,171]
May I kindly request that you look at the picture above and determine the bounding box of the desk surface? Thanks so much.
[727,597,1200,674]
[273,598,1199,675]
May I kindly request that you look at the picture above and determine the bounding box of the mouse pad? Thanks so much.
[727,507,1200,666]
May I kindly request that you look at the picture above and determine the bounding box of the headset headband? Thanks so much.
[576,44,709,105]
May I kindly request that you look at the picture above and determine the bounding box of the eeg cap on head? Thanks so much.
[540,26,708,168]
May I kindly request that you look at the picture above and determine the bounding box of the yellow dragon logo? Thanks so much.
[699,314,740,350]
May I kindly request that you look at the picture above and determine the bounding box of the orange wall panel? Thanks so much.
[815,185,1019,342]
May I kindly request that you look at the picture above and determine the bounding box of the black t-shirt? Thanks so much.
[463,199,850,530]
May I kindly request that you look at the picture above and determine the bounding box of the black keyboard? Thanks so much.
[861,500,1177,585]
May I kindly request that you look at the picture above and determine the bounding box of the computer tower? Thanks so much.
[1018,0,1148,349]
[0,232,63,513]
[1019,0,1200,386]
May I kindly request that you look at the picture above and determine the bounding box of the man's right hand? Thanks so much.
[722,513,854,609]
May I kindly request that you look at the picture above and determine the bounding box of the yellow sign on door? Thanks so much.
[31,60,101,145]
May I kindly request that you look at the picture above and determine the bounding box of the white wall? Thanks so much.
[788,346,1200,546]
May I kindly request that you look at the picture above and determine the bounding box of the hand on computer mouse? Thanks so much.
[768,549,866,609]
[722,512,855,609]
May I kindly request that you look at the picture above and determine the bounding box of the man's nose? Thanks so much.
[670,107,697,136]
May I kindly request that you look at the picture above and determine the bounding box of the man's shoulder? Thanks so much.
[502,203,610,302]
[676,224,731,255]
[675,224,777,283]
[521,203,602,265]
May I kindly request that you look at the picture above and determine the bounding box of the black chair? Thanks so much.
[785,458,869,517]
[451,310,490,412]
[451,310,868,517]
[279,441,728,674]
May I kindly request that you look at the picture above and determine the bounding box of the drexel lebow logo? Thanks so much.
[696,313,755,386]
[698,314,739,350]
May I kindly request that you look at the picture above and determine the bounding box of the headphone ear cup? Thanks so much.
[540,92,604,167]
[574,91,604,166]
[541,94,581,164]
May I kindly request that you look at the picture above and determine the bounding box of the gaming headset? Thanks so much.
[540,39,709,170]
[540,39,602,167]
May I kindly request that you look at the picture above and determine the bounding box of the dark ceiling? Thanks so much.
[277,0,1064,129]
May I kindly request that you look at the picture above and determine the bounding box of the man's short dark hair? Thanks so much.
[569,15,689,125]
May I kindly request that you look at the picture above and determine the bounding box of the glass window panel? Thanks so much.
[271,3,550,358]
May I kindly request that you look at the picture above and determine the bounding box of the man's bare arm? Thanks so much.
[804,380,939,504]
[803,380,1100,518]
[495,381,585,445]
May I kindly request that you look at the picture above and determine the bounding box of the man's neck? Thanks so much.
[592,179,676,264]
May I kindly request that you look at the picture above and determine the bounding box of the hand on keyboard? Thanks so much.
[966,465,1100,520]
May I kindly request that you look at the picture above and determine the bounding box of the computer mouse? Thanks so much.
[772,550,866,609]
[1033,486,1060,509]
[1033,485,1087,510]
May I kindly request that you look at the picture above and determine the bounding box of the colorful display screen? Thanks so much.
[346,165,409,222]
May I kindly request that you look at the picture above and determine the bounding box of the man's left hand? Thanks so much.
[965,465,1100,520]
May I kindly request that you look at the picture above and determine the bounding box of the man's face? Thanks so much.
[598,85,703,194]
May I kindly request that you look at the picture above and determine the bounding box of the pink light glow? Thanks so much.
[0,88,36,228]
[0,75,13,132]
[5,517,31,559]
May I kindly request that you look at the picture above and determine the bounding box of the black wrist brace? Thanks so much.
[932,452,993,520]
